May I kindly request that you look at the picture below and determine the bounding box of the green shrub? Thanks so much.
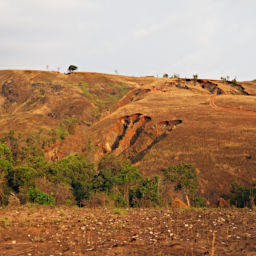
[48,154,96,206]
[231,78,237,85]
[7,166,37,192]
[192,197,206,207]
[0,144,13,173]
[113,193,128,208]
[163,162,198,206]
[230,181,256,208]
[93,169,115,192]
[26,187,55,205]
[163,162,198,194]
[56,128,68,140]
[220,76,230,83]
[129,176,159,207]
[193,74,198,85]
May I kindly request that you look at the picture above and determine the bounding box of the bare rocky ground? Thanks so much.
[0,206,255,256]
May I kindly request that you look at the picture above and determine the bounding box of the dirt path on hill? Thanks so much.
[210,95,256,116]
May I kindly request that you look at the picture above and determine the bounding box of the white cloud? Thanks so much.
[0,0,255,80]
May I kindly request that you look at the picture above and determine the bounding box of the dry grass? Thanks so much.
[0,70,256,204]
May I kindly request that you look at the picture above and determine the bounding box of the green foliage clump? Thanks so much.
[230,181,256,208]
[192,197,206,208]
[163,162,199,206]
[164,162,198,195]
[67,65,78,74]
[48,154,96,206]
[56,128,68,140]
[94,156,160,207]
[7,166,36,192]
[193,74,198,85]
[220,76,230,83]
[130,176,159,207]
[171,74,180,79]
[0,144,13,172]
[0,144,14,205]
[26,187,55,205]
[231,78,237,85]
[111,193,128,208]
[61,116,78,127]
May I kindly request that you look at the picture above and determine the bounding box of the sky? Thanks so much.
[0,0,255,80]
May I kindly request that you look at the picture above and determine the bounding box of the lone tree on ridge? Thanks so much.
[67,65,78,74]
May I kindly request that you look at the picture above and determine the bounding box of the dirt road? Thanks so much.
[210,95,256,116]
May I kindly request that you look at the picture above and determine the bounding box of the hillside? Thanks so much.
[0,70,256,205]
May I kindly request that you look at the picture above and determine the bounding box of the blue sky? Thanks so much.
[0,0,255,80]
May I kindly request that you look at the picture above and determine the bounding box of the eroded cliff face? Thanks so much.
[101,113,182,163]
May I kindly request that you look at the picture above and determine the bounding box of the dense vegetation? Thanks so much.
[0,131,254,208]
[0,131,161,207]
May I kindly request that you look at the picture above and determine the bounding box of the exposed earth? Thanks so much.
[0,206,256,256]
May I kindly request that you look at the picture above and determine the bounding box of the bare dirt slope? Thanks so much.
[0,206,255,256]
[0,70,256,204]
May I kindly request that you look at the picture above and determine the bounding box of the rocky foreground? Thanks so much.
[0,206,255,255]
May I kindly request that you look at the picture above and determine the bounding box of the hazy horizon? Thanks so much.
[0,0,255,80]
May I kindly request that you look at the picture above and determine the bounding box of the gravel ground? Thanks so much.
[0,206,255,256]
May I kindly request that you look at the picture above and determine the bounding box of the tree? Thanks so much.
[193,74,198,86]
[7,166,36,192]
[48,153,95,206]
[220,76,230,83]
[230,181,256,208]
[231,78,237,85]
[67,65,78,74]
[129,176,159,207]
[114,161,141,205]
[0,144,13,205]
[163,162,198,207]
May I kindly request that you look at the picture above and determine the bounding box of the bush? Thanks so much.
[163,162,198,206]
[231,78,237,85]
[0,144,13,173]
[193,74,198,85]
[93,169,115,192]
[7,166,37,192]
[34,177,75,205]
[220,76,230,83]
[26,187,55,205]
[192,197,206,207]
[129,176,159,207]
[48,154,96,206]
[230,181,256,208]
[56,128,68,140]
[193,74,198,80]
[111,192,128,208]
